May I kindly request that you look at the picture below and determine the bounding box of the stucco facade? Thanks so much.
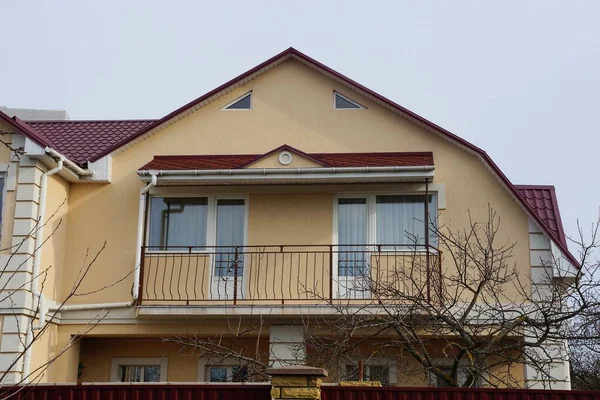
[0,49,575,388]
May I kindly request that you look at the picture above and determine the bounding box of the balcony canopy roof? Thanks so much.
[137,146,435,185]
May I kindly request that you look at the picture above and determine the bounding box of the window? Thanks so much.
[148,197,208,250]
[208,365,248,382]
[118,365,161,382]
[376,195,437,246]
[334,92,364,109]
[345,363,391,385]
[110,358,168,382]
[336,194,437,249]
[214,199,246,277]
[337,198,368,277]
[223,92,252,110]
[429,364,469,387]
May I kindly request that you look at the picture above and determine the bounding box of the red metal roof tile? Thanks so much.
[515,185,568,247]
[25,120,157,164]
[139,149,434,171]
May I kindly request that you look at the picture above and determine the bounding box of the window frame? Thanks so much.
[198,357,257,383]
[145,194,248,254]
[341,358,396,385]
[110,357,168,382]
[333,91,366,110]
[220,91,252,111]
[333,192,438,251]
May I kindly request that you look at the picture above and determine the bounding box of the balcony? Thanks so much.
[139,245,442,307]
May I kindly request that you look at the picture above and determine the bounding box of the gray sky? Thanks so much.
[1,1,599,251]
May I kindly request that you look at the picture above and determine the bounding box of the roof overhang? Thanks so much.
[137,165,434,185]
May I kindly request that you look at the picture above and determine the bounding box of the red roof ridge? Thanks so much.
[87,47,488,163]
[0,111,55,149]
[1,48,577,268]
[26,119,158,124]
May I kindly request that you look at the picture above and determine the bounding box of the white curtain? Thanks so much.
[338,198,367,277]
[215,199,245,277]
[148,197,208,249]
[376,195,436,247]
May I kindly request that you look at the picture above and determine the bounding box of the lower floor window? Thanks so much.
[208,365,249,382]
[345,363,390,385]
[430,365,468,387]
[118,365,161,382]
[110,358,168,382]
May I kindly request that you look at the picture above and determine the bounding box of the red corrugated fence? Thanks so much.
[321,386,600,400]
[0,384,271,400]
[1,384,599,400]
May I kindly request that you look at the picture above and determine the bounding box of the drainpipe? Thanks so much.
[22,169,156,381]
[23,158,64,381]
[45,173,158,312]
[133,173,157,302]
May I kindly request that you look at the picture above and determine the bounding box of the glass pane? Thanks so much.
[215,199,245,277]
[148,197,208,250]
[335,94,360,109]
[119,365,142,382]
[210,367,228,382]
[338,199,367,277]
[376,195,436,247]
[226,94,251,110]
[232,366,248,382]
[368,365,389,385]
[143,365,161,382]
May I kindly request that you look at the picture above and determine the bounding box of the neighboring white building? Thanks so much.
[0,106,69,121]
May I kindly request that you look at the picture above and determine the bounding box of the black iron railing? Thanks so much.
[139,244,441,305]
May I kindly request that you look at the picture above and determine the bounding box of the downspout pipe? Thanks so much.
[44,174,158,314]
[24,158,64,382]
[132,173,157,302]
[44,147,94,177]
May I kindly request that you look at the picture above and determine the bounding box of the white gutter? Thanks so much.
[44,147,94,177]
[138,165,434,177]
[132,174,158,301]
[48,301,133,312]
[24,157,64,381]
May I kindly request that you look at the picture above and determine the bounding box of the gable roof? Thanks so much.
[7,47,576,267]
[139,146,434,171]
[515,185,568,247]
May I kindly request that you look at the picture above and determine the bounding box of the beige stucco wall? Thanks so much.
[60,59,531,305]
[40,174,70,301]
[78,337,270,383]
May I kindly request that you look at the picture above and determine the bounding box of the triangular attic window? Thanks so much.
[224,92,252,110]
[334,92,364,109]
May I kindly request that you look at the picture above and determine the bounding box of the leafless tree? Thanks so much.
[0,132,132,392]
[165,206,600,388]
[301,207,600,388]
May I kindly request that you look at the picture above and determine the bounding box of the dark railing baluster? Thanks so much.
[233,247,239,305]
[139,244,441,305]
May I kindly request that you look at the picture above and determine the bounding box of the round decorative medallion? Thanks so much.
[278,151,293,165]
